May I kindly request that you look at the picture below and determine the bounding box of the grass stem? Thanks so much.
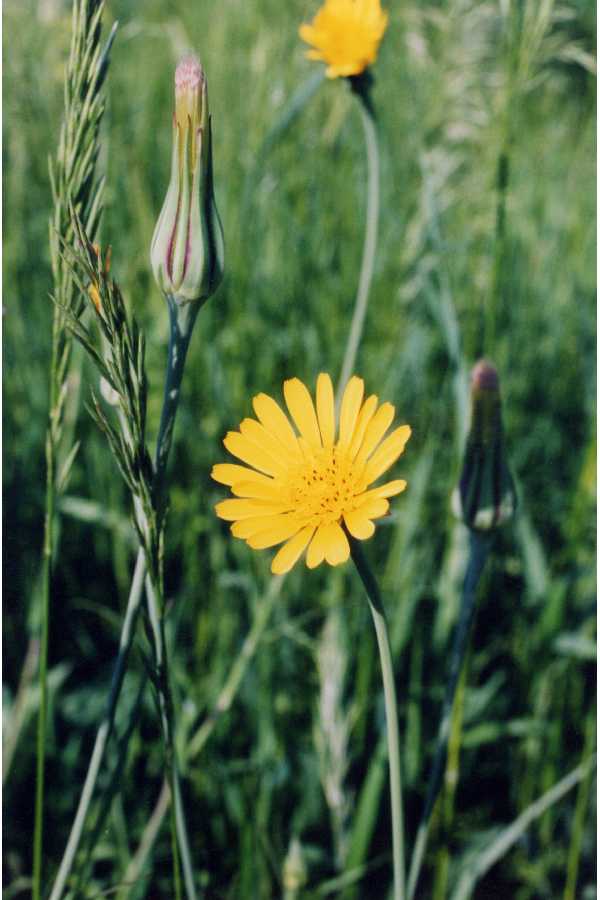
[407,530,491,900]
[432,659,468,900]
[49,297,199,898]
[144,574,189,900]
[33,425,56,900]
[119,575,286,894]
[48,549,146,900]
[563,711,596,900]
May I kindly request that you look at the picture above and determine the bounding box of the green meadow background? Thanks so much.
[3,0,596,897]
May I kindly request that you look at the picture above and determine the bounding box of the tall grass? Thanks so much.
[2,0,596,897]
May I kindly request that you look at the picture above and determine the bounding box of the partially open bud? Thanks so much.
[151,55,224,303]
[452,360,516,530]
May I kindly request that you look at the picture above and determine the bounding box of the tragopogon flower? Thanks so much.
[452,360,516,530]
[299,0,388,79]
[212,375,411,574]
[151,55,224,303]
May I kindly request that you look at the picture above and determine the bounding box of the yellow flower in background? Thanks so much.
[299,0,388,79]
[213,375,410,574]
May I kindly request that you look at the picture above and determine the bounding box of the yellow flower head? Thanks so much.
[299,0,388,79]
[212,375,411,575]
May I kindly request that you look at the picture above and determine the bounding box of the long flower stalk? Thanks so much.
[337,80,380,403]
[432,660,468,900]
[142,297,199,900]
[407,530,491,900]
[48,551,146,900]
[34,2,115,896]
[49,291,200,900]
[350,538,405,900]
[144,572,193,900]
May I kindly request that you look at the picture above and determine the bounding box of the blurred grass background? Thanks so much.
[2,0,596,897]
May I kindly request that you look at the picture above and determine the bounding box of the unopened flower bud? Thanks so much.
[452,360,516,530]
[151,55,224,303]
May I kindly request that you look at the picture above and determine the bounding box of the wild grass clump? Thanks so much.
[2,0,595,898]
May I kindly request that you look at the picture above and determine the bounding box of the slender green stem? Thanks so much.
[336,86,380,405]
[144,562,198,900]
[3,638,39,784]
[33,425,56,900]
[154,297,200,501]
[120,575,286,896]
[49,296,200,900]
[350,538,405,900]
[72,675,147,895]
[481,142,510,357]
[432,659,468,900]
[141,297,199,900]
[563,711,596,900]
[407,530,491,900]
[48,550,146,900]
[145,574,186,900]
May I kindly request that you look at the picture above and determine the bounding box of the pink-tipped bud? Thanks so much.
[175,55,204,95]
[151,55,224,304]
[452,359,516,530]
[471,359,499,392]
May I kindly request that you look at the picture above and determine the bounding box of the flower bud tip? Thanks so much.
[175,55,205,94]
[471,359,499,391]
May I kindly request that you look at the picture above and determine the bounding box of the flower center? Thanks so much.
[288,445,361,526]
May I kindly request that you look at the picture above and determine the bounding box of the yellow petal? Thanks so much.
[271,525,315,574]
[284,378,322,448]
[348,395,378,459]
[363,425,412,485]
[352,496,389,519]
[223,431,287,478]
[252,393,302,459]
[239,418,293,465]
[230,479,284,501]
[339,376,365,448]
[215,498,289,522]
[316,373,335,447]
[247,517,301,550]
[211,463,268,486]
[231,514,288,540]
[363,479,407,500]
[299,23,316,43]
[354,402,395,464]
[343,508,376,540]
[306,524,329,569]
[323,522,350,566]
